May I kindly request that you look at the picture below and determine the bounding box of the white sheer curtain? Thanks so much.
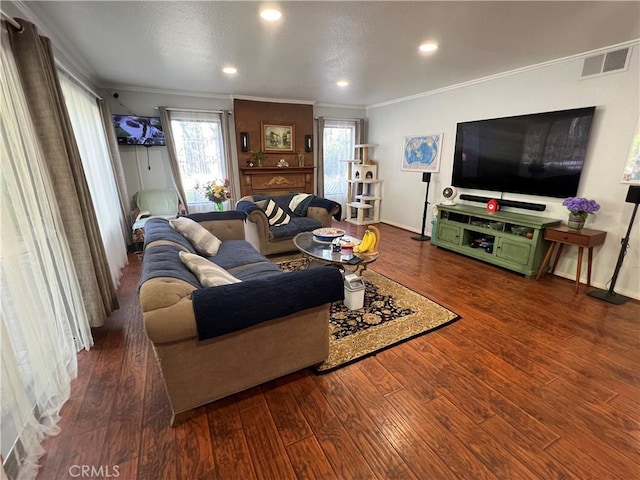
[59,73,128,288]
[1,30,93,479]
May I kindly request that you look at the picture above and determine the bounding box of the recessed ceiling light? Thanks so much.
[336,80,349,87]
[222,66,237,74]
[260,8,282,21]
[419,42,439,53]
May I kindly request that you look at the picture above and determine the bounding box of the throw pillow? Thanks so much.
[179,251,241,287]
[263,198,291,226]
[170,217,222,256]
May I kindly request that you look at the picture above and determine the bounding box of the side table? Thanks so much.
[132,218,146,253]
[535,226,607,293]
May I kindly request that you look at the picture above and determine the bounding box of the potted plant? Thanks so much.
[250,150,266,167]
[562,197,600,230]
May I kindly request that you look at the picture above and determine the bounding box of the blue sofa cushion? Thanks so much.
[139,244,201,289]
[270,216,322,238]
[207,240,282,281]
[236,194,341,221]
[143,218,196,253]
[192,267,344,340]
[186,211,246,222]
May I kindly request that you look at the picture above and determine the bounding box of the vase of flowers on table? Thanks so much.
[195,178,231,211]
[562,197,600,230]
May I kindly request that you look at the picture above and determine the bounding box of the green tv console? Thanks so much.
[431,204,562,277]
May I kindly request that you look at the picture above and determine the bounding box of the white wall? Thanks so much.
[103,89,234,206]
[106,90,366,206]
[367,46,640,299]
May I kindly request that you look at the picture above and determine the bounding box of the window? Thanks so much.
[168,111,228,209]
[323,120,356,211]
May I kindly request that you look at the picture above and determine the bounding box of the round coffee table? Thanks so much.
[293,231,378,274]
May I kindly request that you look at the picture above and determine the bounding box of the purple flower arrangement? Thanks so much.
[562,197,601,219]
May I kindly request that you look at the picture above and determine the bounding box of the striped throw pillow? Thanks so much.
[170,217,222,256]
[264,199,291,226]
[179,251,241,287]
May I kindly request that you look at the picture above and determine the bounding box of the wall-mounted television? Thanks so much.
[451,106,596,198]
[112,114,166,146]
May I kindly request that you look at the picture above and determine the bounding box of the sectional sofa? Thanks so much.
[138,212,343,424]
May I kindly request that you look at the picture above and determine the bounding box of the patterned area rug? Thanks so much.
[275,255,460,373]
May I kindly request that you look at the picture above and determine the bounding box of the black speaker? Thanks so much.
[625,185,640,204]
[458,194,546,211]
[240,132,249,152]
[422,172,431,183]
[305,135,313,152]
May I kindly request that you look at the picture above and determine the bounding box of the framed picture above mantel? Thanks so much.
[261,122,295,153]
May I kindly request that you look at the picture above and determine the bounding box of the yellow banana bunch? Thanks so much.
[353,226,380,254]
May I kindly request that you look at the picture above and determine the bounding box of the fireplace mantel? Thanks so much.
[239,166,315,197]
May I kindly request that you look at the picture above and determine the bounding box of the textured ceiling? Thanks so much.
[8,1,640,106]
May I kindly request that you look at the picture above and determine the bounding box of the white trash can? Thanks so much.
[344,273,365,310]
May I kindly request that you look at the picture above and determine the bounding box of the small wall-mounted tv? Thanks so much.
[452,106,596,198]
[112,114,166,146]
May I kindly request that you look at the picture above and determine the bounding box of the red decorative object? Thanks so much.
[486,199,500,214]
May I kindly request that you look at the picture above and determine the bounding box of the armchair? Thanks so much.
[131,189,185,245]
[236,194,341,255]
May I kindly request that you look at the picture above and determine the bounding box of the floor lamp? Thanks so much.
[412,172,432,241]
[587,185,639,304]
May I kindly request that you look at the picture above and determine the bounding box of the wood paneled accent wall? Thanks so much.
[234,99,314,197]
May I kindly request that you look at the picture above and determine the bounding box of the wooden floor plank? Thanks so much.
[313,372,420,480]
[480,415,580,480]
[31,222,638,480]
[286,436,338,480]
[137,358,176,480]
[206,397,256,480]
[262,376,314,447]
[174,407,215,480]
[287,371,378,479]
[386,388,500,480]
[340,367,458,480]
[239,403,297,480]
[426,396,540,479]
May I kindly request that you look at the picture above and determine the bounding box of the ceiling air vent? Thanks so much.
[581,47,631,78]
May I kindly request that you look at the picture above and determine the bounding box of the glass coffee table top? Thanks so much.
[293,232,378,271]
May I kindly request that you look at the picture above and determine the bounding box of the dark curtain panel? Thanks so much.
[158,106,189,213]
[99,97,132,244]
[8,19,118,326]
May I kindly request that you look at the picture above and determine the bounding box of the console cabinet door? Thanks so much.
[496,237,531,265]
[437,223,462,246]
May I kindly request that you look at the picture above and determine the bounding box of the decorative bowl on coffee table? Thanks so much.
[312,227,345,244]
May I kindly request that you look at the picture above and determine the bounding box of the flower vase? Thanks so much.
[214,202,224,212]
[567,213,585,230]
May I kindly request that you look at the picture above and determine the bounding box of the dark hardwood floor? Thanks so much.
[36,222,639,480]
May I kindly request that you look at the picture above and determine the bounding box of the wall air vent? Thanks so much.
[581,47,631,78]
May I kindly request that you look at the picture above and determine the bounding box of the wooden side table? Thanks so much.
[535,226,607,293]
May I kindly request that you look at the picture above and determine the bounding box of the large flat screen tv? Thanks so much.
[112,114,166,146]
[451,106,596,198]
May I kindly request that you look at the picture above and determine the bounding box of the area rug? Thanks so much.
[275,255,460,373]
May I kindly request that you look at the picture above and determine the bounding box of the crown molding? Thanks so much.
[104,84,232,100]
[9,0,98,88]
[367,39,640,110]
[315,102,367,110]
[232,95,316,105]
